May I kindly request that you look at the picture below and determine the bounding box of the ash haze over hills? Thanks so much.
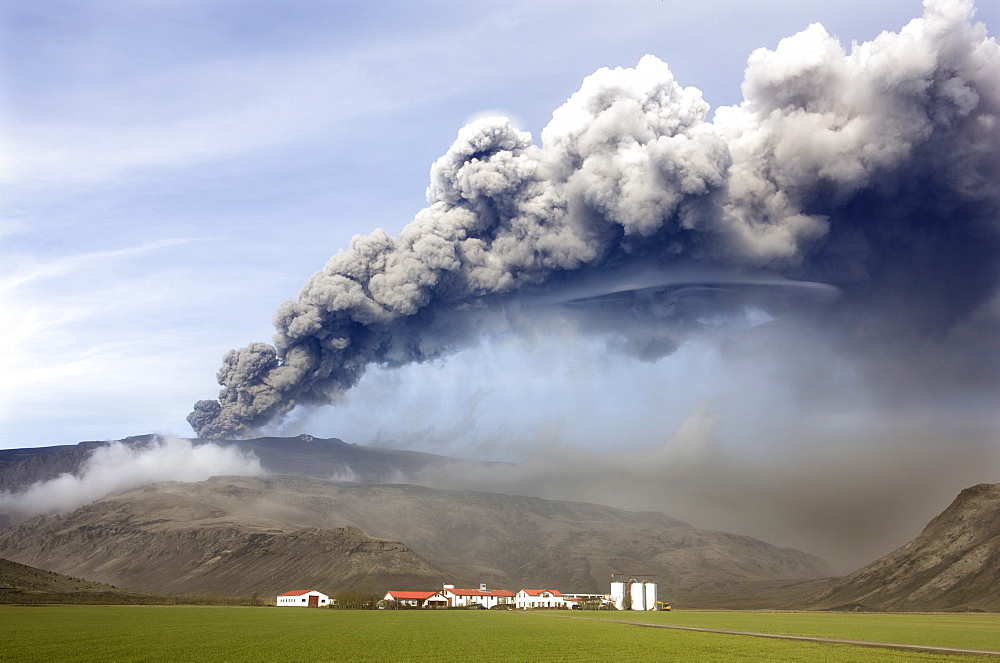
[0,434,466,526]
[0,475,831,598]
[2,0,998,577]
[0,439,834,599]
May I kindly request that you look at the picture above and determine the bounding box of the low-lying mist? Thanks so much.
[0,436,265,523]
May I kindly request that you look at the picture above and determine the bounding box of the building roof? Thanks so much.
[386,591,438,600]
[444,588,515,597]
[278,589,321,597]
[519,589,563,596]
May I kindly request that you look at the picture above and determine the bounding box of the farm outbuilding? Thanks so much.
[441,584,515,609]
[383,590,450,608]
[276,589,330,607]
[515,589,566,609]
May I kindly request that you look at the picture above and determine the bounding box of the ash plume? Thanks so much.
[190,0,1000,439]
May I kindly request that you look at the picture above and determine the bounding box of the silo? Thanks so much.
[610,582,627,610]
[629,582,657,610]
[611,574,659,610]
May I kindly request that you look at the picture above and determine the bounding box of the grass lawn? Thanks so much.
[2,606,998,662]
[567,609,1000,652]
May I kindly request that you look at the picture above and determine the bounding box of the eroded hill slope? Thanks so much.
[806,483,1000,611]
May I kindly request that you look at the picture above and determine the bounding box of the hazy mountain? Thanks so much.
[805,483,1000,612]
[0,440,112,494]
[0,475,830,598]
[0,477,456,596]
[0,435,468,494]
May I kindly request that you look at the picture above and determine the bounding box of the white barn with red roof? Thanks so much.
[515,589,566,609]
[382,590,449,608]
[276,589,330,607]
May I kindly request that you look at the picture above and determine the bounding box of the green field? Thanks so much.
[1,606,997,662]
[572,610,1000,652]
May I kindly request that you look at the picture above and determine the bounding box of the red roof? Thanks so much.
[278,589,320,597]
[520,589,563,596]
[386,591,439,600]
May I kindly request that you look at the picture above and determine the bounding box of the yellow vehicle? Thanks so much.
[656,601,671,611]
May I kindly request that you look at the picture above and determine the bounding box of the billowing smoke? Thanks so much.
[190,0,999,439]
[0,436,265,522]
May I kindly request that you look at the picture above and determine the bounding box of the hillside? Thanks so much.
[805,483,1000,612]
[1,557,125,595]
[0,505,453,597]
[0,441,110,495]
[0,557,164,604]
[0,435,467,495]
[0,475,830,598]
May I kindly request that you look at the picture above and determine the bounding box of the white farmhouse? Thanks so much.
[515,589,566,609]
[441,584,515,609]
[276,589,330,607]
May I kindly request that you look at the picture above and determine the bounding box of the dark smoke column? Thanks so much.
[189,0,1000,438]
[187,60,735,439]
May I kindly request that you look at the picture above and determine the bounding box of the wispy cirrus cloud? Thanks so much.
[0,239,224,441]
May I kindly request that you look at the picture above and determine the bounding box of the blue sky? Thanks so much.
[2,1,999,571]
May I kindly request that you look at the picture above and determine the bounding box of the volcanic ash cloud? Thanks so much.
[189,0,1000,439]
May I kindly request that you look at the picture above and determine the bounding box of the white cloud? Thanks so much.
[0,436,265,521]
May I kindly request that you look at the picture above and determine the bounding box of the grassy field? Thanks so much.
[1,606,998,662]
[568,609,1000,652]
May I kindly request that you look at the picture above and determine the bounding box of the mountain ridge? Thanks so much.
[0,474,831,597]
[0,435,475,495]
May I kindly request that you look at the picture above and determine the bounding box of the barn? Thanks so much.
[276,589,330,607]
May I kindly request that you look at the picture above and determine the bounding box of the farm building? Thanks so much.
[383,590,450,608]
[562,593,612,609]
[276,589,330,607]
[441,584,515,609]
[610,576,658,611]
[515,589,566,609]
